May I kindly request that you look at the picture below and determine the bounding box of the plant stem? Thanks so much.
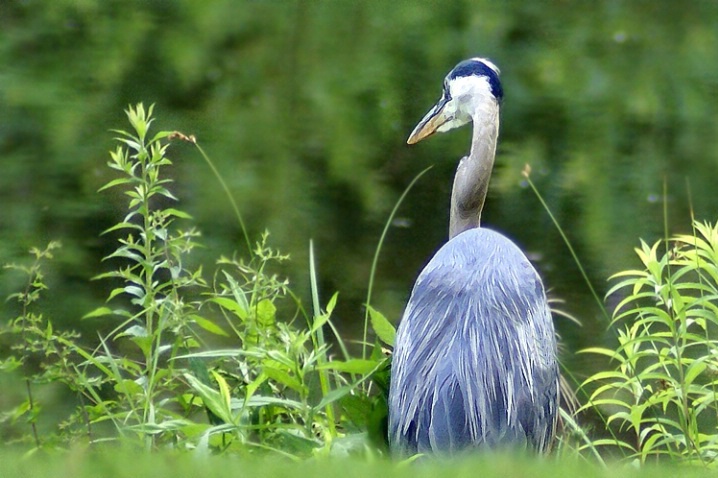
[193,142,253,257]
[308,240,337,438]
[523,171,610,322]
[19,256,42,449]
[363,166,432,360]
[24,378,40,448]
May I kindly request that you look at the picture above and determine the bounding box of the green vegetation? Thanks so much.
[4,104,718,473]
[4,1,718,473]
[580,221,718,464]
[2,448,717,478]
[1,105,390,457]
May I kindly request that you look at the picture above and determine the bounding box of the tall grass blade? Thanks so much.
[362,166,432,359]
[522,167,610,322]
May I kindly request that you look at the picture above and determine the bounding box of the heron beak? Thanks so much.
[407,95,451,145]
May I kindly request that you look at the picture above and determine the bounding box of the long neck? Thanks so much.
[449,107,499,239]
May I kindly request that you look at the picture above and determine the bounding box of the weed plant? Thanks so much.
[0,105,391,457]
[580,221,718,465]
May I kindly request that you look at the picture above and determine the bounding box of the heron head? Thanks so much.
[407,58,503,145]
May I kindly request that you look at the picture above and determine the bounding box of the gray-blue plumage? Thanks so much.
[389,57,558,456]
[389,228,558,455]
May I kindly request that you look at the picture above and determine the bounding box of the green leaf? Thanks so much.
[311,292,338,334]
[191,314,228,337]
[276,430,320,455]
[684,359,707,387]
[211,370,232,413]
[337,393,372,428]
[578,347,625,361]
[121,285,145,299]
[165,208,193,219]
[98,177,134,192]
[239,395,304,410]
[256,298,276,326]
[115,137,142,151]
[150,130,173,143]
[318,359,379,375]
[131,336,153,357]
[222,271,250,312]
[115,379,143,396]
[82,306,115,319]
[211,296,248,321]
[314,384,354,410]
[244,372,267,403]
[108,286,128,301]
[101,221,143,235]
[368,305,396,347]
[9,399,32,422]
[118,324,148,338]
[262,364,304,394]
[184,373,235,425]
[588,438,636,451]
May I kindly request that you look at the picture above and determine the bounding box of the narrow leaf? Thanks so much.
[191,315,229,337]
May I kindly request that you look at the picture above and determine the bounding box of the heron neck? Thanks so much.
[449,108,499,239]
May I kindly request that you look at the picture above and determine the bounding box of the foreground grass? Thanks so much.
[0,450,714,478]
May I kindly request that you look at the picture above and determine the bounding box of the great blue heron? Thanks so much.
[388,58,559,456]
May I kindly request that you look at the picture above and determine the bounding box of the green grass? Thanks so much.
[1,449,714,478]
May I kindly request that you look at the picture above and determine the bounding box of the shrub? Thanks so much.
[580,221,718,464]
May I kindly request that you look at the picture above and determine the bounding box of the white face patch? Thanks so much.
[449,76,495,112]
[436,75,497,133]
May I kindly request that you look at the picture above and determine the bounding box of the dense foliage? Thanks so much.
[580,222,718,464]
[1,106,391,455]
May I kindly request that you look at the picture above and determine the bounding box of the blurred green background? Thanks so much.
[2,0,718,388]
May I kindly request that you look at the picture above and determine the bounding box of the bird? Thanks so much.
[388,58,559,456]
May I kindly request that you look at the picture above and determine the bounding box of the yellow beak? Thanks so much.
[407,96,451,145]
